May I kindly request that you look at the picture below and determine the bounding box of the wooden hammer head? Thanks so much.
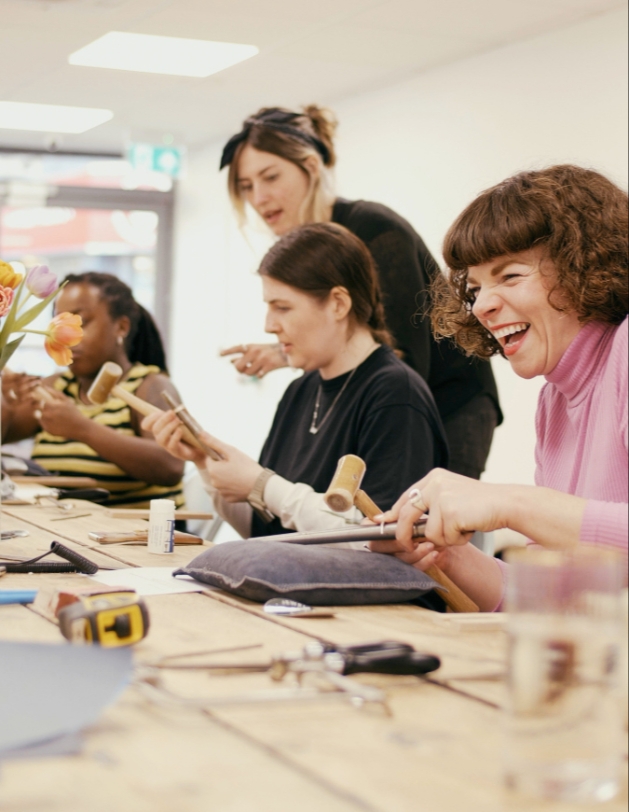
[87,362,123,405]
[324,454,366,513]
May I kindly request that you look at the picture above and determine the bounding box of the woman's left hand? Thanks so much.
[203,436,263,503]
[375,468,507,551]
[37,390,90,438]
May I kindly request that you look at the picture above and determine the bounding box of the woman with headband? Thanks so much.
[219,106,501,481]
[370,165,628,611]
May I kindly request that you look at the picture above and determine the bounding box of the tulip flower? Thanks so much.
[0,261,22,290]
[43,312,83,366]
[26,265,58,299]
[0,285,15,318]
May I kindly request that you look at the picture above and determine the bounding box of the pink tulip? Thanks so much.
[26,265,58,299]
[0,285,15,317]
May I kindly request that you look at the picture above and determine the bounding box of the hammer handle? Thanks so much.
[354,489,479,613]
[110,385,207,453]
[34,385,55,404]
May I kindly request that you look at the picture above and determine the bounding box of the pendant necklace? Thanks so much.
[309,367,358,435]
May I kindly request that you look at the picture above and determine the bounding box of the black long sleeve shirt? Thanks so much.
[252,346,448,537]
[332,199,501,422]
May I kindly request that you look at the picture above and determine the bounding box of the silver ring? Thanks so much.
[34,409,42,420]
[245,362,253,369]
[8,388,17,401]
[408,487,427,512]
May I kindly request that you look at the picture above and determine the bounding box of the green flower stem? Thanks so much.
[0,275,27,348]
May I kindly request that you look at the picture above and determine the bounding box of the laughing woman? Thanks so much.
[145,223,448,538]
[371,165,628,611]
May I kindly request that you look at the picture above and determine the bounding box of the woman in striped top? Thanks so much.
[3,272,185,508]
[371,165,628,611]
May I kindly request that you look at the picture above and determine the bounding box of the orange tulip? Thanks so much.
[44,312,83,366]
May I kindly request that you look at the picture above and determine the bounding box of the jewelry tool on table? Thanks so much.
[0,541,100,574]
[263,598,335,618]
[324,455,479,613]
[88,529,203,545]
[0,590,38,605]
[1,529,29,540]
[138,640,440,713]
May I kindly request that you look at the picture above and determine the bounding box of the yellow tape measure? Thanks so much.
[58,592,150,647]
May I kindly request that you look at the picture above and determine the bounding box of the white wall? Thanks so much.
[171,7,628,486]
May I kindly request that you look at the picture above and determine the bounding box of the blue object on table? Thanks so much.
[0,590,38,605]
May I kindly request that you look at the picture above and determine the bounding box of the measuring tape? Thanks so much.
[57,592,150,647]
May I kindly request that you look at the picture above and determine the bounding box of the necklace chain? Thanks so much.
[309,367,358,435]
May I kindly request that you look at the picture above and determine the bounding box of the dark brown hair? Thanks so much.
[433,165,629,357]
[227,106,337,225]
[258,222,393,347]
[63,272,168,371]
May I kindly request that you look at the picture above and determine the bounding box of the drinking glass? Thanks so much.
[505,547,624,803]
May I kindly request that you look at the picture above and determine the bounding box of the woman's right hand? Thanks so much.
[220,343,287,378]
[1,370,41,405]
[142,411,206,466]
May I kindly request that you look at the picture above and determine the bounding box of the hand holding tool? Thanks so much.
[161,391,223,461]
[324,455,479,613]
[87,362,213,456]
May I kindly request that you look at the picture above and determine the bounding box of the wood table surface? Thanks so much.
[1,496,626,812]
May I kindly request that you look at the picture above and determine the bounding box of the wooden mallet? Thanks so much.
[87,362,217,457]
[324,454,479,613]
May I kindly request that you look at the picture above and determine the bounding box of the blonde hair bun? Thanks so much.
[303,105,338,167]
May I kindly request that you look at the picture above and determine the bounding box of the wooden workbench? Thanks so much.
[1,496,626,812]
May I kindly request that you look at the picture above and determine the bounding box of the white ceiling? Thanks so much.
[0,0,624,154]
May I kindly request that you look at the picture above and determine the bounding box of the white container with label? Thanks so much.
[147,499,175,554]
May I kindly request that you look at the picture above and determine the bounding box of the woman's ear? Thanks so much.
[115,315,131,345]
[329,286,352,321]
[302,154,320,181]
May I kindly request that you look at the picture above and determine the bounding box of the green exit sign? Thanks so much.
[128,143,184,178]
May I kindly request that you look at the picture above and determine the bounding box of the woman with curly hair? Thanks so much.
[371,165,628,610]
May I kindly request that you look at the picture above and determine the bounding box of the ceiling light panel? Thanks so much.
[0,101,113,133]
[69,32,259,77]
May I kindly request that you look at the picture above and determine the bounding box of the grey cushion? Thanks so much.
[174,540,439,605]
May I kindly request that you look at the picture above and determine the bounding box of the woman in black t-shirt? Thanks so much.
[144,223,447,538]
[218,105,500,479]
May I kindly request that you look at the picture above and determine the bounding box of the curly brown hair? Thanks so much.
[432,165,629,358]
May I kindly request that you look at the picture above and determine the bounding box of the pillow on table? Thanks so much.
[174,540,441,606]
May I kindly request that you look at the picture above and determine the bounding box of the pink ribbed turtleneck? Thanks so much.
[535,317,628,565]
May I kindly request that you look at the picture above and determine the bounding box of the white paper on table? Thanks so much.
[89,567,204,596]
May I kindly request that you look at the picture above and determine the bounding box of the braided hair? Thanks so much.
[63,272,168,372]
[258,222,394,347]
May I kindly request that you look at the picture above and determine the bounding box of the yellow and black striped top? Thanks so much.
[31,364,185,509]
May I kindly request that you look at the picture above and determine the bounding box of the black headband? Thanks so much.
[219,109,331,170]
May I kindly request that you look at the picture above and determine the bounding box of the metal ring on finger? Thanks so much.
[408,487,427,513]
